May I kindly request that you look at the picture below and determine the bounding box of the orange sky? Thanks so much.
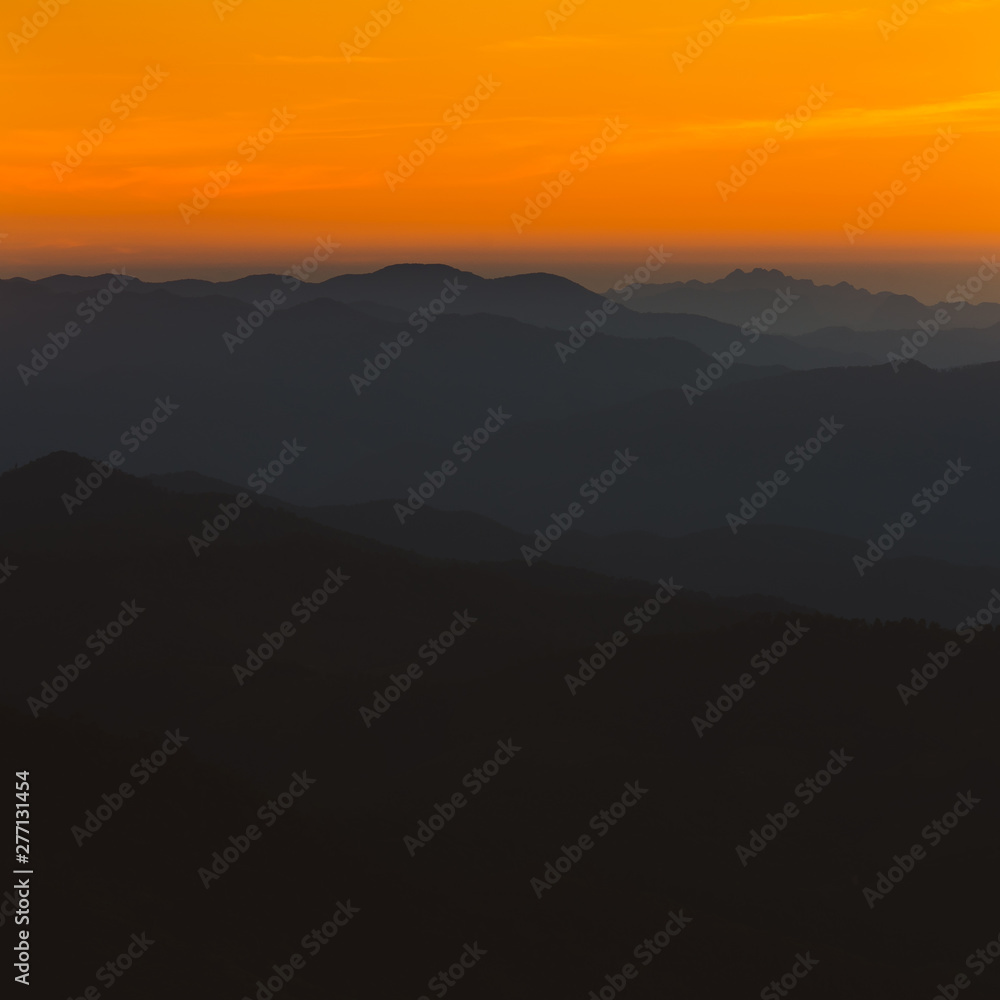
[2,0,998,285]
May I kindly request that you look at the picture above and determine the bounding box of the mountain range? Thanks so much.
[608,265,1000,333]
[6,259,1000,998]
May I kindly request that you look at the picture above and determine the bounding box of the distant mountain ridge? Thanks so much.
[3,278,1000,569]
[5,267,835,369]
[3,450,992,628]
[606,265,1000,333]
[12,264,1000,373]
[18,264,628,332]
[10,262,1000,359]
[146,468,1000,627]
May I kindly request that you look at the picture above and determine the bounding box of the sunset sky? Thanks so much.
[3,0,998,293]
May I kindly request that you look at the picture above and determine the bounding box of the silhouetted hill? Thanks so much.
[3,451,998,999]
[145,469,998,626]
[23,264,631,330]
[366,361,1000,566]
[11,266,996,372]
[0,286,781,481]
[5,289,1000,568]
[611,266,1000,333]
[616,309,876,368]
[798,322,1000,368]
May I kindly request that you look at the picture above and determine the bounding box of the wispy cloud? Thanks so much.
[940,0,1000,10]
[482,35,627,52]
[826,92,1000,133]
[251,53,401,64]
[663,92,1000,145]
[741,8,875,27]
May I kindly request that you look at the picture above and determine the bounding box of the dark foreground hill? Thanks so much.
[149,469,1000,627]
[2,452,998,999]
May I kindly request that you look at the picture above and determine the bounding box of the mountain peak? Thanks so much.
[722,266,789,282]
[371,263,465,276]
